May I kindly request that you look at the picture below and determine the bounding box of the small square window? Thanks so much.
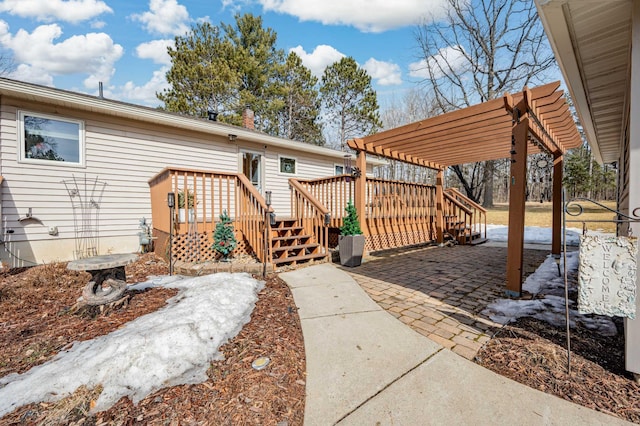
[279,157,296,174]
[19,112,84,166]
[335,165,344,175]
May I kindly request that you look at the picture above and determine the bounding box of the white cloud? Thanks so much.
[136,39,174,65]
[10,63,54,86]
[408,45,468,79]
[91,20,107,29]
[118,66,170,106]
[258,0,449,32]
[0,0,112,23]
[290,44,344,77]
[362,58,402,86]
[0,21,123,89]
[132,0,190,36]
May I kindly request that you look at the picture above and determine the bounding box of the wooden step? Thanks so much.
[271,234,313,242]
[272,226,304,232]
[469,237,487,245]
[272,252,328,266]
[272,243,320,253]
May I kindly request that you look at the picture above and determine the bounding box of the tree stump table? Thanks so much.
[67,254,137,306]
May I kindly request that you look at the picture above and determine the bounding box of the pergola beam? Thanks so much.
[349,82,581,296]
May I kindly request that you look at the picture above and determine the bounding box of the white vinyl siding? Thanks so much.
[0,100,343,262]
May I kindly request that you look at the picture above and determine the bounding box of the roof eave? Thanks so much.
[0,77,387,165]
[535,0,604,163]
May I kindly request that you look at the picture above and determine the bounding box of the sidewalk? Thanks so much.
[280,263,633,426]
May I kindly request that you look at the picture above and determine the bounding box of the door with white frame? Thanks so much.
[241,150,263,193]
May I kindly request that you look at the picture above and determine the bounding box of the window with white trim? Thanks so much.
[19,111,84,166]
[335,164,344,175]
[279,156,296,174]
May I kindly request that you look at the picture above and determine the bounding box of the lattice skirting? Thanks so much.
[152,229,254,263]
[365,229,435,252]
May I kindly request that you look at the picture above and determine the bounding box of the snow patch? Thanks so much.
[481,251,617,337]
[0,273,264,416]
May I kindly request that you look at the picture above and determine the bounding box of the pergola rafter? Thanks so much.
[347,81,582,295]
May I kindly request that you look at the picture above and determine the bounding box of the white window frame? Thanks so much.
[239,148,265,193]
[334,164,345,175]
[278,155,297,175]
[18,111,85,167]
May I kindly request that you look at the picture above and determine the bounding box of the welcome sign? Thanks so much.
[578,235,638,319]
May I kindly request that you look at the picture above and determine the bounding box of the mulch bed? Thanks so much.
[0,253,305,425]
[477,314,640,423]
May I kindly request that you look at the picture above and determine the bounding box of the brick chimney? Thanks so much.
[242,105,254,130]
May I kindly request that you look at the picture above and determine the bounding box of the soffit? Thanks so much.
[537,0,632,164]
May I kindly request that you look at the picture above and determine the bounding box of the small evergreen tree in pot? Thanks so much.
[339,201,365,267]
[211,210,237,260]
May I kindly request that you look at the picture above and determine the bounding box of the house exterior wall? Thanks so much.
[0,96,345,266]
[624,0,640,375]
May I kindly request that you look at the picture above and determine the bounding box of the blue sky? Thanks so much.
[0,0,451,108]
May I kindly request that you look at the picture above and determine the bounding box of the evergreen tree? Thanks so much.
[320,56,381,149]
[158,22,238,120]
[212,210,237,259]
[340,201,363,235]
[158,14,324,145]
[221,13,286,131]
[275,52,324,145]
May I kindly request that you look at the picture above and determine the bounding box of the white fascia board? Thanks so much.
[535,0,604,163]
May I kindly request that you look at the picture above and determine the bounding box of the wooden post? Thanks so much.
[551,153,563,256]
[354,150,367,236]
[436,169,445,244]
[506,117,529,296]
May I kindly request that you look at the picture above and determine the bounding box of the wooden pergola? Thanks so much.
[348,81,582,295]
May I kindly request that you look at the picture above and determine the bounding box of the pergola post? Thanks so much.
[551,153,563,256]
[354,150,367,236]
[436,169,445,244]
[506,117,529,296]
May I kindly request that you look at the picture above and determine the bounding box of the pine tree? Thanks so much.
[274,52,324,145]
[212,210,237,259]
[320,56,381,149]
[158,22,238,120]
[340,201,363,235]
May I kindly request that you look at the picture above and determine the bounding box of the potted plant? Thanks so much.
[338,200,365,267]
[177,189,196,223]
[211,210,237,261]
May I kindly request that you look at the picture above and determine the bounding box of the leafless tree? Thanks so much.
[413,0,556,206]
[377,88,439,182]
[0,51,15,77]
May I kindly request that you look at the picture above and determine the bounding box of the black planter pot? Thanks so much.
[338,234,365,267]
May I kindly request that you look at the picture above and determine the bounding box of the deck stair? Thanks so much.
[270,217,328,266]
[443,188,488,245]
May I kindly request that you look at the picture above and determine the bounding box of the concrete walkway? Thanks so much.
[280,263,633,426]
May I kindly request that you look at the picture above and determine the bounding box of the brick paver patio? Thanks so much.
[344,244,549,360]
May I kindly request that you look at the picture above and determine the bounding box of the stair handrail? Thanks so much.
[235,173,274,264]
[289,178,331,259]
[445,188,488,213]
[443,191,473,215]
[444,188,487,241]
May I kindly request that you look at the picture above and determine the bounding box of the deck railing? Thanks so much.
[444,188,487,242]
[148,167,272,263]
[297,175,437,250]
[364,178,438,247]
[297,175,354,227]
[289,178,330,258]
